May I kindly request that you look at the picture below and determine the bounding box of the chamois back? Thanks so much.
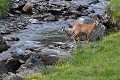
[71,19,99,42]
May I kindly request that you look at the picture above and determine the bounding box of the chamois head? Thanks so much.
[94,20,99,26]
[92,17,99,26]
[61,27,65,32]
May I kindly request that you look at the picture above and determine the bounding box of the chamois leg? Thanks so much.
[67,35,71,42]
[84,34,89,43]
[86,34,90,43]
[73,34,78,43]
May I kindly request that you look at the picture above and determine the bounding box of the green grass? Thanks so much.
[24,32,120,80]
[110,0,120,21]
[0,0,10,18]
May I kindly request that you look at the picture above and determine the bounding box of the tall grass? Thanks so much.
[0,0,10,18]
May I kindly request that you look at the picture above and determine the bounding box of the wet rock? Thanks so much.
[90,23,106,40]
[12,3,19,9]
[0,64,8,75]
[88,0,99,5]
[22,2,32,13]
[5,37,20,41]
[40,48,59,65]
[54,42,75,49]
[18,54,43,70]
[54,42,65,47]
[77,16,94,24]
[28,19,39,23]
[48,45,55,49]
[16,54,44,77]
[44,15,57,21]
[0,35,9,53]
[7,13,15,17]
[88,13,99,20]
[5,59,22,73]
[3,73,23,80]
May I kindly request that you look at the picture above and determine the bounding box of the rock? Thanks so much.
[3,73,23,80]
[5,59,22,73]
[12,3,19,9]
[44,15,57,21]
[22,2,32,13]
[5,37,20,41]
[0,35,9,53]
[40,48,59,65]
[16,54,44,77]
[77,16,94,24]
[0,64,8,75]
[48,45,55,49]
[54,42,75,49]
[28,19,39,23]
[18,54,44,69]
[90,23,106,40]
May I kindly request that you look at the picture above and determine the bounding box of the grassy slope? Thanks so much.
[25,32,120,80]
[0,0,9,17]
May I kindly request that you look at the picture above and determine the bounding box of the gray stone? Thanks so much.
[0,64,8,75]
[77,16,94,24]
[0,35,9,53]
[3,74,23,80]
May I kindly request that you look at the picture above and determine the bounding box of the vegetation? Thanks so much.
[0,0,10,18]
[110,0,120,20]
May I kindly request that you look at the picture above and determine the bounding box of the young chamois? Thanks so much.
[72,20,99,42]
[61,27,74,42]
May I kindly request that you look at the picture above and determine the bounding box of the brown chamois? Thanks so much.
[72,20,99,42]
[61,27,74,42]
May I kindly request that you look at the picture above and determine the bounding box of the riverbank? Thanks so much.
[25,32,120,80]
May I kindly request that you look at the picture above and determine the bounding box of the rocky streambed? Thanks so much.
[0,0,110,79]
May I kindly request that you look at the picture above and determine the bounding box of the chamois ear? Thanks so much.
[62,27,65,29]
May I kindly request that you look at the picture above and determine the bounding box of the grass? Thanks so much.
[110,0,120,21]
[24,32,120,80]
[0,0,10,18]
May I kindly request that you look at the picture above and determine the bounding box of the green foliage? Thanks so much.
[0,0,10,18]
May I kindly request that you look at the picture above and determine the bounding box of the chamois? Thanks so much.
[72,20,99,42]
[61,27,74,42]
